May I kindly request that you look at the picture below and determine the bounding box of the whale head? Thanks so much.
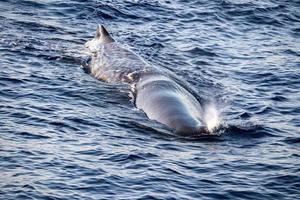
[85,25,115,52]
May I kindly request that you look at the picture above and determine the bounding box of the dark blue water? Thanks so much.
[1,0,299,199]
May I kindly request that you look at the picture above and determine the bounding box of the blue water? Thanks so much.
[1,0,299,199]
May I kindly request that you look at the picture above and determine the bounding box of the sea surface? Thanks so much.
[0,0,299,199]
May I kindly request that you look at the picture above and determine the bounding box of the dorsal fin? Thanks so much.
[100,25,110,37]
[95,25,101,39]
[94,25,114,43]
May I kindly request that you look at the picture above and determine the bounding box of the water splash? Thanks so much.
[203,102,220,132]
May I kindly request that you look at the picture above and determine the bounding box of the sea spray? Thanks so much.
[203,102,220,132]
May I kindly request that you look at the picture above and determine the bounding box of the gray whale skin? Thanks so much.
[84,25,209,136]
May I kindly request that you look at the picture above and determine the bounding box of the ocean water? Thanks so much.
[0,0,299,199]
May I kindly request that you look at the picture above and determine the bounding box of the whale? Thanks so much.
[84,25,210,135]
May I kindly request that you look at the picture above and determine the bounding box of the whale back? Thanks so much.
[84,26,210,135]
[135,74,207,135]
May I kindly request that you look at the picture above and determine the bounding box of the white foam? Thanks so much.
[203,103,220,132]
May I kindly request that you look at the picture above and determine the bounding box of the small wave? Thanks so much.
[220,123,277,138]
[239,112,252,119]
[0,77,26,84]
[13,131,50,139]
[283,137,300,145]
[105,152,158,163]
[271,95,287,102]
[183,47,218,57]
[246,14,283,26]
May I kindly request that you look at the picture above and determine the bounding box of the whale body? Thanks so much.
[84,25,209,135]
